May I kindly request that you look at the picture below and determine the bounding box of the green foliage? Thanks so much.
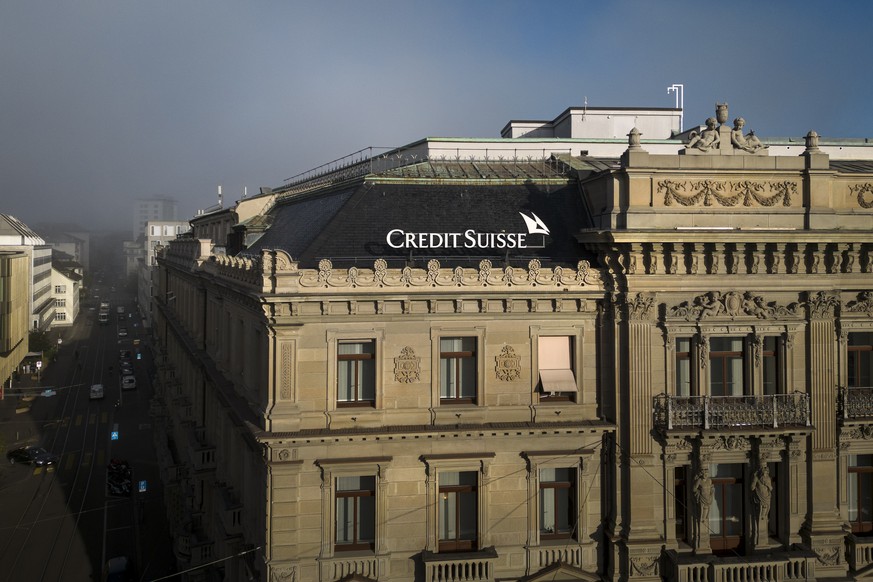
[28,330,52,353]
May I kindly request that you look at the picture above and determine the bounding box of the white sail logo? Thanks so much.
[518,212,550,236]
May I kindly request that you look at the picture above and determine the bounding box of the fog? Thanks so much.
[1,1,871,231]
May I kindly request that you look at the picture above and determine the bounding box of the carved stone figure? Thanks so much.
[693,467,714,549]
[751,464,773,544]
[731,118,768,153]
[685,117,720,151]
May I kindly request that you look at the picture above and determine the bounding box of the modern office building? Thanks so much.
[151,102,873,582]
[134,198,178,240]
[0,214,54,331]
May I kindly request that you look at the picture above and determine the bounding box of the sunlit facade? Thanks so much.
[151,104,873,581]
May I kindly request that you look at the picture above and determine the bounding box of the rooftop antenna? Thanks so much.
[667,83,684,133]
[243,186,247,199]
[582,96,587,120]
[218,185,223,208]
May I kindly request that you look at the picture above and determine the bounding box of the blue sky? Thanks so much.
[1,1,871,229]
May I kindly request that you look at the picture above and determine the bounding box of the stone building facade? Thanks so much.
[151,104,873,581]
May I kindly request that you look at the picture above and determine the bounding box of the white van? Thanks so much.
[90,384,104,400]
[98,313,109,325]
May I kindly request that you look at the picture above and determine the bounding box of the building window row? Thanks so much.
[54,284,66,294]
[328,461,581,555]
[55,298,66,307]
[55,311,67,321]
[335,334,579,407]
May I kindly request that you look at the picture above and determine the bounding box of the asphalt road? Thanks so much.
[0,282,175,581]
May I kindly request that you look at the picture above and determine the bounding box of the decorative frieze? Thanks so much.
[807,291,840,319]
[846,291,873,316]
[669,291,801,321]
[300,258,601,289]
[659,179,796,207]
[850,183,873,209]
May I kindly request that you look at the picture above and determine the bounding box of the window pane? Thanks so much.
[336,497,354,544]
[439,492,456,540]
[849,472,859,521]
[849,333,873,347]
[338,361,354,401]
[676,356,691,396]
[339,341,374,356]
[724,481,743,535]
[459,356,476,398]
[540,489,556,534]
[337,476,374,491]
[440,356,456,398]
[727,355,743,396]
[360,359,376,400]
[359,495,376,543]
[458,490,477,540]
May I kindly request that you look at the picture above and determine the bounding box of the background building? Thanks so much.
[133,198,178,241]
[0,214,54,331]
[0,250,29,397]
[51,258,82,327]
[151,102,873,582]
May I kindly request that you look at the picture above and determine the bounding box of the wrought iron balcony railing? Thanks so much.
[653,392,810,431]
[840,387,873,420]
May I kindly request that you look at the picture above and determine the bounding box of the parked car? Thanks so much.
[90,384,105,400]
[119,363,134,376]
[117,327,128,338]
[119,350,132,359]
[107,459,132,497]
[103,556,134,582]
[6,446,59,466]
[121,375,136,390]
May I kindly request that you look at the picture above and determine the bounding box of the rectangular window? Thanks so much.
[337,341,375,407]
[150,225,160,236]
[439,471,478,552]
[849,454,873,535]
[539,468,576,540]
[848,333,873,389]
[54,285,65,294]
[710,464,744,553]
[710,337,745,397]
[440,337,476,403]
[676,338,693,396]
[538,336,577,399]
[55,298,66,307]
[335,476,376,551]
[55,311,66,321]
[762,337,781,395]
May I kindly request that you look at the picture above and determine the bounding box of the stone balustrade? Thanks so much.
[422,548,498,582]
[317,555,380,581]
[847,534,873,572]
[654,392,810,431]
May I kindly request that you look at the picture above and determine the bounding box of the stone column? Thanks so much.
[804,291,848,577]
[621,293,662,580]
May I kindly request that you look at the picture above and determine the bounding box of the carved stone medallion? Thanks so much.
[495,345,521,381]
[394,346,421,383]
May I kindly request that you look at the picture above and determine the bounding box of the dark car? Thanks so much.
[7,446,59,466]
[119,350,132,359]
[120,363,134,376]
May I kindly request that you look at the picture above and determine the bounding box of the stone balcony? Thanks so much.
[847,534,873,573]
[665,547,816,582]
[654,392,810,432]
[422,547,498,582]
[840,387,873,420]
[317,553,383,581]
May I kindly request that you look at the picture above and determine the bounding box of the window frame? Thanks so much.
[532,327,583,404]
[315,456,391,557]
[709,463,745,554]
[709,337,747,397]
[439,337,477,404]
[326,330,384,412]
[335,476,376,551]
[538,467,577,540]
[438,470,479,552]
[336,340,377,408]
[849,454,873,535]
[430,327,485,407]
[848,333,873,389]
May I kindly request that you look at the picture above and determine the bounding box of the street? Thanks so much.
[0,282,175,581]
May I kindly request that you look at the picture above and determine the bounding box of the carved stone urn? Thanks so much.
[716,102,729,124]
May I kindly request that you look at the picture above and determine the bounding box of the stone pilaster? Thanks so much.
[803,291,847,577]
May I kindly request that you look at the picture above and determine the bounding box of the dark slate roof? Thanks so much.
[831,160,873,173]
[241,172,593,268]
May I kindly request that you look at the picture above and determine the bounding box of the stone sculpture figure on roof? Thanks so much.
[731,117,768,153]
[685,117,720,151]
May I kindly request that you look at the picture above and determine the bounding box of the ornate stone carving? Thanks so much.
[752,334,763,368]
[815,546,841,566]
[495,346,521,382]
[298,258,601,289]
[684,117,720,152]
[270,566,296,582]
[731,118,768,154]
[850,183,873,209]
[627,293,656,321]
[394,347,421,383]
[751,463,773,545]
[277,449,291,461]
[807,291,840,319]
[848,425,873,440]
[692,465,714,549]
[280,343,293,400]
[846,291,873,316]
[670,291,800,320]
[630,556,659,577]
[712,435,748,450]
[659,180,795,207]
